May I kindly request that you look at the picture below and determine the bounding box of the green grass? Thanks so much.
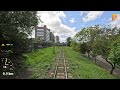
[22,46,60,79]
[64,47,119,79]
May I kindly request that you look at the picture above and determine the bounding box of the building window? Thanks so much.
[37,31,44,34]
[37,29,44,32]
[37,32,44,36]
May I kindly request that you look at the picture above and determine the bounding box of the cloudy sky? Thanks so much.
[31,11,120,42]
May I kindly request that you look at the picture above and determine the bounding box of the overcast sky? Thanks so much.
[30,11,120,42]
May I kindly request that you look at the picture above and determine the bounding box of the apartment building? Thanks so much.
[35,25,50,42]
[55,36,60,43]
[50,32,55,43]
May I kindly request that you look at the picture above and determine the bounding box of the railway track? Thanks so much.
[48,47,72,79]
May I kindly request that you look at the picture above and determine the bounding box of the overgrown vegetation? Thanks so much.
[108,36,120,74]
[66,37,72,46]
[64,47,118,79]
[0,11,38,78]
[16,46,60,79]
[70,25,120,74]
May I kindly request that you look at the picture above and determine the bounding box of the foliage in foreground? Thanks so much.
[0,11,38,79]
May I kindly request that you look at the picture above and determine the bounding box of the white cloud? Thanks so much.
[106,18,112,22]
[82,11,104,22]
[108,14,120,28]
[69,18,75,23]
[80,11,89,16]
[56,11,66,18]
[80,13,83,16]
[102,18,106,21]
[33,11,77,42]
[72,27,76,30]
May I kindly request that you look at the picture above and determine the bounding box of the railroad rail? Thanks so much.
[47,47,73,79]
[53,48,68,79]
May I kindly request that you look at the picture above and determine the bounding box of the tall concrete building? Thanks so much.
[50,32,55,43]
[55,36,60,43]
[35,25,50,42]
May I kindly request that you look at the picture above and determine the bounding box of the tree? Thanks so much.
[0,11,38,78]
[66,37,71,46]
[75,27,90,57]
[70,38,79,52]
[93,26,120,74]
[76,25,102,58]
[90,41,99,63]
[0,11,38,53]
[94,27,120,74]
[34,37,42,43]
[74,24,120,74]
[108,36,120,74]
[80,42,87,54]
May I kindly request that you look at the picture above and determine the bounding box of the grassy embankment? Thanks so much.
[19,46,60,79]
[64,47,118,79]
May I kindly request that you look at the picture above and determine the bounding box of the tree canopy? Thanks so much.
[0,11,38,78]
[71,24,120,74]
[66,37,71,46]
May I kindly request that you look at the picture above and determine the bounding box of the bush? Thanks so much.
[80,43,87,54]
